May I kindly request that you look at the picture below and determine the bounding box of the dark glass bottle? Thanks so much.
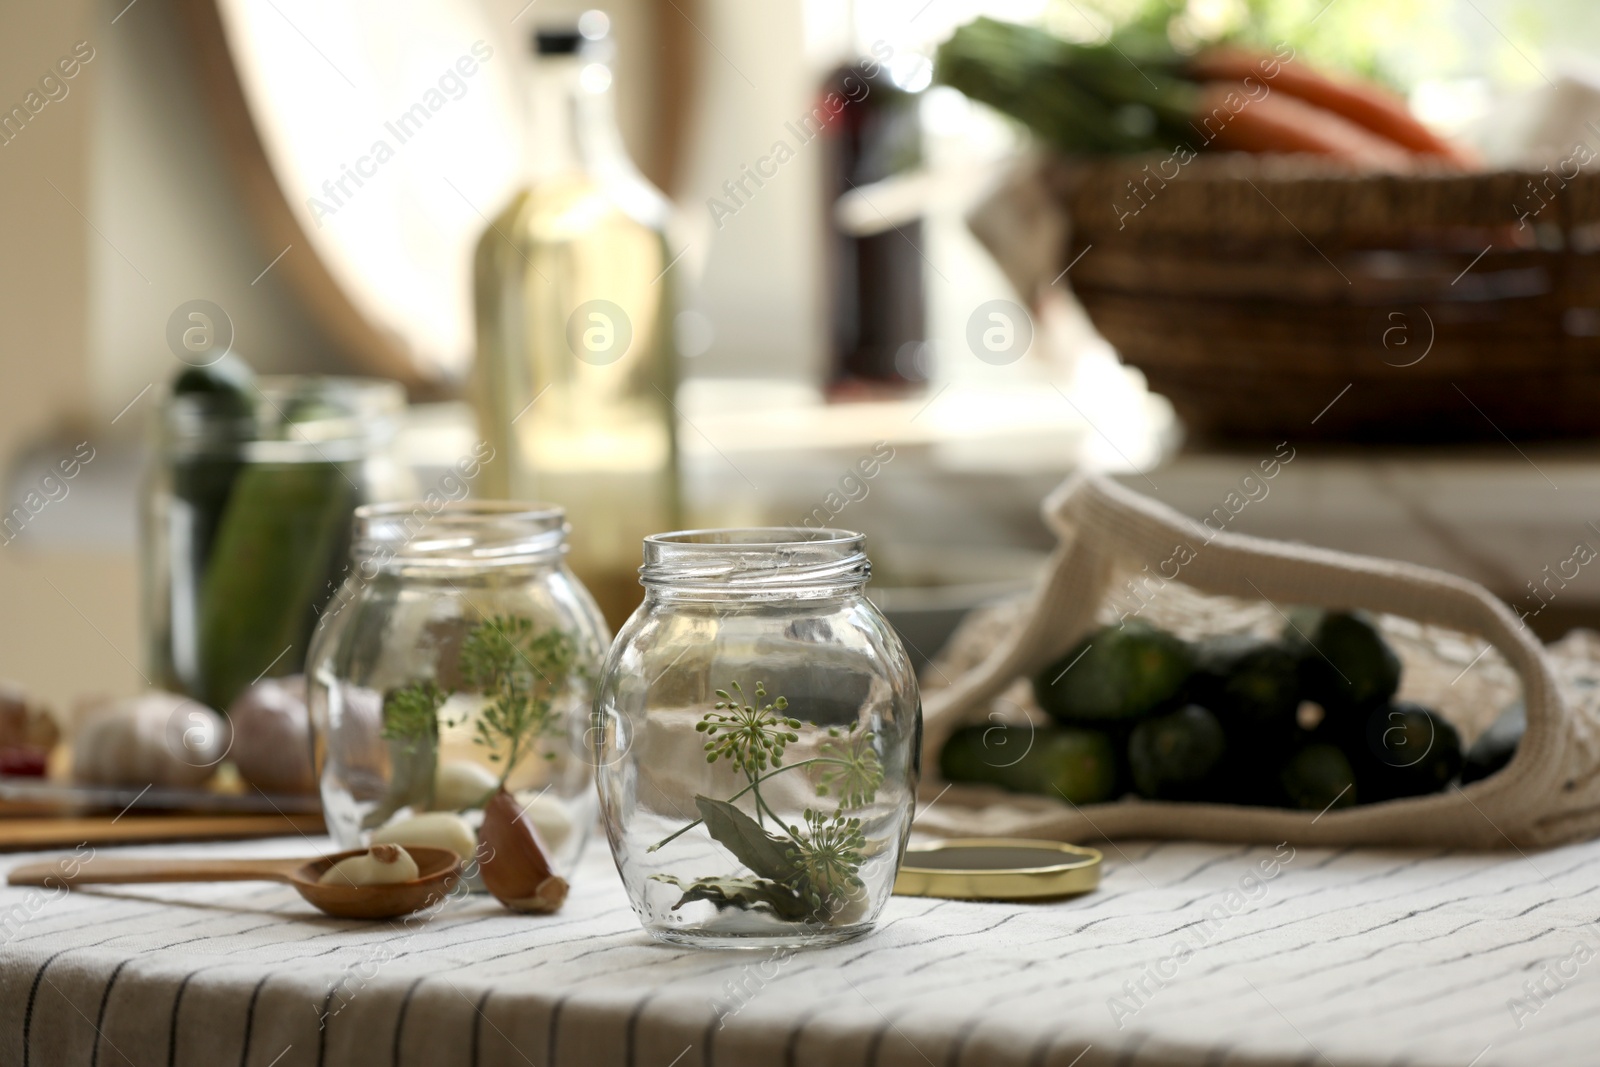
[821,62,926,390]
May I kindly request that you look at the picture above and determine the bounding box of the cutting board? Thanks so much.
[0,812,326,852]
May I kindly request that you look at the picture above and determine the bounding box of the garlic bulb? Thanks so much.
[318,844,419,886]
[478,788,568,913]
[372,812,477,864]
[72,692,226,788]
[226,675,316,794]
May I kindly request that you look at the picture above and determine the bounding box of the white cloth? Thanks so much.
[0,832,1596,1066]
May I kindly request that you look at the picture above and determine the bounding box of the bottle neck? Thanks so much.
[525,52,633,182]
[523,48,671,233]
[526,57,585,181]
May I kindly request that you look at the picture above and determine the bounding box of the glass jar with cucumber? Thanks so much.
[142,355,412,715]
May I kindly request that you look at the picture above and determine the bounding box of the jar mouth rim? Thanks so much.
[355,501,566,524]
[640,527,869,593]
[644,527,861,549]
[353,501,568,567]
[163,375,405,457]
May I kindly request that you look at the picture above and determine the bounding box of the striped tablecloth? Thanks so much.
[2,830,1598,1067]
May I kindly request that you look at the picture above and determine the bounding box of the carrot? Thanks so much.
[1194,82,1416,171]
[1190,46,1477,167]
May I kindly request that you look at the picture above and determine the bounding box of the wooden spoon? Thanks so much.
[6,846,463,920]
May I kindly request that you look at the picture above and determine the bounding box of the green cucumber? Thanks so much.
[1033,621,1194,723]
[1461,702,1523,785]
[1191,634,1302,762]
[1127,704,1226,801]
[940,724,1120,805]
[198,461,355,710]
[172,353,256,413]
[1280,744,1358,812]
[1350,701,1462,801]
[1284,608,1401,715]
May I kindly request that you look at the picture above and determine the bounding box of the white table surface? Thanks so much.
[1,828,1597,1067]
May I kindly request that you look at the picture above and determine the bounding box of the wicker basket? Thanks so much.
[1050,155,1600,441]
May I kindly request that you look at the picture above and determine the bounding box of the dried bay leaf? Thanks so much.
[694,795,804,885]
[652,874,810,921]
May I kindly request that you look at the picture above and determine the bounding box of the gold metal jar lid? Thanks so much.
[892,838,1103,901]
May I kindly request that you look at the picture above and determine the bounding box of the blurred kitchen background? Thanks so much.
[8,0,1600,712]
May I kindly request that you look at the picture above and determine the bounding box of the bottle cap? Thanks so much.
[892,838,1102,901]
[533,10,609,54]
[533,30,583,55]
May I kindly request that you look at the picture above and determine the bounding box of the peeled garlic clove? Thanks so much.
[432,758,498,811]
[318,843,419,887]
[373,812,477,864]
[478,788,568,913]
[513,790,573,854]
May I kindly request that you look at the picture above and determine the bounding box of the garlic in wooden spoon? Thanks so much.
[9,846,462,920]
[318,843,419,887]
[478,788,568,913]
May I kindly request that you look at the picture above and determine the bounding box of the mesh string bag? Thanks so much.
[915,474,1600,849]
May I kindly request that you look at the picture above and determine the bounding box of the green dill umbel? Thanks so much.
[651,680,886,923]
[381,680,448,754]
[368,678,453,830]
[460,615,579,786]
[376,615,578,807]
[699,680,800,829]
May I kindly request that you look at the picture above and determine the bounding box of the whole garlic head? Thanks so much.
[72,692,227,789]
[227,675,316,795]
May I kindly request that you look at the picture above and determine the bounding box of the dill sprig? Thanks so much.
[815,721,883,809]
[459,615,577,786]
[698,681,801,775]
[652,679,889,922]
[380,681,448,754]
[784,808,868,910]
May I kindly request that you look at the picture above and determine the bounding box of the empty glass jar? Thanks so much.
[594,528,921,948]
[307,502,608,877]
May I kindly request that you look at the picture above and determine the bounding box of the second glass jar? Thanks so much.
[307,502,608,877]
[594,528,922,948]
